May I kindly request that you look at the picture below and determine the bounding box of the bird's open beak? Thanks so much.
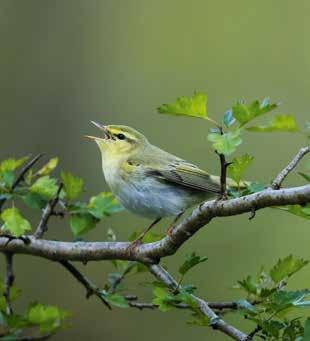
[85,121,110,142]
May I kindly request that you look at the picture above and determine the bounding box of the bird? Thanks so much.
[86,122,237,243]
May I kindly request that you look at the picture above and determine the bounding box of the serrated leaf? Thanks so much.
[27,303,69,333]
[21,192,48,209]
[0,156,29,173]
[247,114,299,132]
[228,154,254,186]
[277,204,310,220]
[1,207,31,237]
[178,252,207,276]
[36,158,58,176]
[207,129,242,155]
[158,92,207,119]
[69,213,98,236]
[270,255,309,284]
[104,294,129,308]
[270,290,310,311]
[61,171,84,201]
[129,230,164,243]
[152,287,174,312]
[87,192,122,219]
[232,98,278,126]
[0,280,21,312]
[30,176,58,200]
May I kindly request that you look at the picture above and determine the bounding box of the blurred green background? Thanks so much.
[0,0,309,340]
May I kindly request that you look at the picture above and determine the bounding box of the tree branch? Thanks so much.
[34,183,64,239]
[0,185,308,263]
[271,146,310,189]
[3,252,14,315]
[58,260,111,309]
[148,264,249,341]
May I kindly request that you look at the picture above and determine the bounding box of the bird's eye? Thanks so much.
[116,133,126,140]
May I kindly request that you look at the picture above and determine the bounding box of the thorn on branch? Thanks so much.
[34,183,64,239]
[249,207,256,220]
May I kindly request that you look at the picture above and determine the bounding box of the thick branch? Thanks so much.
[149,264,249,341]
[0,185,309,263]
[272,146,310,189]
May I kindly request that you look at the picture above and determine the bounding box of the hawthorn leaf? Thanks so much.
[232,98,278,126]
[207,129,242,155]
[1,207,31,237]
[270,255,309,284]
[178,252,208,276]
[30,176,58,200]
[27,303,69,333]
[0,156,29,173]
[61,172,84,201]
[223,110,236,127]
[228,154,254,185]
[158,92,207,119]
[69,213,98,236]
[152,287,174,312]
[104,294,129,308]
[277,204,310,220]
[304,317,310,340]
[247,114,299,132]
[88,192,123,219]
[36,158,58,176]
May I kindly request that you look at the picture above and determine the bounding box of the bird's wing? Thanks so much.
[153,162,221,193]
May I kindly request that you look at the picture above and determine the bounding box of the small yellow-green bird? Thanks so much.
[86,122,225,241]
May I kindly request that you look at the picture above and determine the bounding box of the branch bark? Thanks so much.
[149,264,249,341]
[271,146,310,189]
[0,185,308,263]
[3,252,14,315]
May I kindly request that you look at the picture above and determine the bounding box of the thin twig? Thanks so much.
[58,260,111,310]
[3,252,14,315]
[216,128,231,198]
[34,183,63,239]
[271,146,310,189]
[0,154,43,212]
[128,302,157,310]
[148,264,249,341]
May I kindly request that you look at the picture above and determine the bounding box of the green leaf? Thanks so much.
[152,287,174,312]
[1,207,31,237]
[21,192,48,209]
[303,317,310,340]
[69,213,98,236]
[299,172,310,182]
[36,158,58,176]
[0,157,29,173]
[277,204,310,220]
[0,171,15,188]
[270,290,310,311]
[87,192,123,219]
[232,98,278,126]
[61,171,84,201]
[30,176,58,200]
[178,252,208,276]
[0,280,21,312]
[104,294,129,308]
[27,303,69,333]
[207,129,242,155]
[228,154,254,186]
[270,255,309,284]
[247,114,299,132]
[158,92,207,119]
[129,230,164,243]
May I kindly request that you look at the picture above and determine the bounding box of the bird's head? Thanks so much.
[86,122,148,160]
